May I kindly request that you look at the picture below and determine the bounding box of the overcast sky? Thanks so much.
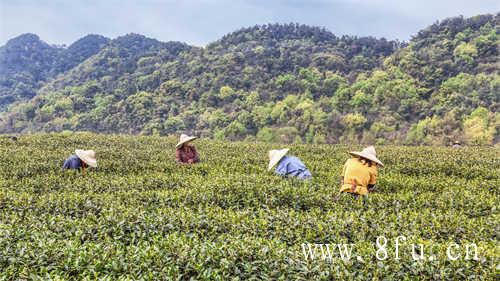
[0,0,498,46]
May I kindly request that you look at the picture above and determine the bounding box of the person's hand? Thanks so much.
[188,159,194,164]
[350,184,356,193]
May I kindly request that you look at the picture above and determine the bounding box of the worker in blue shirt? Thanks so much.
[62,149,97,174]
[268,148,312,180]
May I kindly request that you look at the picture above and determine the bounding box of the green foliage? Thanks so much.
[463,107,496,145]
[256,127,279,143]
[218,86,236,101]
[342,113,367,129]
[163,117,185,134]
[453,42,478,64]
[407,117,439,145]
[0,15,498,145]
[225,120,246,140]
[275,74,296,87]
[0,134,498,279]
[350,90,371,109]
[0,34,110,110]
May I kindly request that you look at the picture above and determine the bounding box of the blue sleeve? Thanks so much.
[62,155,81,170]
[274,158,289,177]
[299,168,312,180]
[62,158,70,170]
[289,157,312,179]
[276,163,289,177]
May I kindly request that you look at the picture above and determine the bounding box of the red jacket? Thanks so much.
[176,146,200,164]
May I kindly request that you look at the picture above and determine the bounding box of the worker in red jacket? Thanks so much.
[175,134,200,164]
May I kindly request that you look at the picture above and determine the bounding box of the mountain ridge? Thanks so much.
[0,14,498,145]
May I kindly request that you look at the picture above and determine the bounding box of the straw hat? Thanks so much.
[349,146,383,167]
[268,148,289,171]
[75,149,97,168]
[176,134,198,148]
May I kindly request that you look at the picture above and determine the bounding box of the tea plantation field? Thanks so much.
[0,133,498,280]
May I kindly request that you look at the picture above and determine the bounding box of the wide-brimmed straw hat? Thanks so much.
[349,146,383,167]
[75,149,97,168]
[176,134,198,148]
[268,148,289,171]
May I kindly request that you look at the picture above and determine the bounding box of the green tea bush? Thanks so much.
[0,133,498,280]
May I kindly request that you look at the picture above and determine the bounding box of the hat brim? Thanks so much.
[349,151,384,167]
[75,150,97,168]
[268,149,289,171]
[176,137,198,148]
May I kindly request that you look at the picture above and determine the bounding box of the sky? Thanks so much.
[0,0,498,46]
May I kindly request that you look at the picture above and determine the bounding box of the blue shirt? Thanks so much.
[62,155,83,170]
[275,156,312,180]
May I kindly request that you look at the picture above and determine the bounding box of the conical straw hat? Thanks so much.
[75,149,97,168]
[349,146,383,167]
[176,134,198,148]
[268,148,289,171]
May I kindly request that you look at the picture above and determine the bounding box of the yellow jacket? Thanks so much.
[340,158,378,195]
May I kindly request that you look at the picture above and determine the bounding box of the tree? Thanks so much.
[256,127,277,143]
[463,107,495,145]
[342,113,367,130]
[219,86,236,101]
[453,42,478,64]
[225,120,246,140]
[350,90,371,111]
[164,117,185,134]
[0,17,497,146]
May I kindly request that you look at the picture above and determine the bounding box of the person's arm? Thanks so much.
[63,156,82,171]
[62,158,69,170]
[300,167,312,179]
[295,158,311,179]
[275,160,290,177]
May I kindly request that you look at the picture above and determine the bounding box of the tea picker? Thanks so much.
[176,134,200,164]
[268,148,312,180]
[340,146,383,196]
[62,149,97,175]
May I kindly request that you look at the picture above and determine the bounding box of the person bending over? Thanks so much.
[268,148,312,180]
[62,149,97,174]
[340,146,383,196]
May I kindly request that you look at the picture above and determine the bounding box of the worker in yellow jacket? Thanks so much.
[340,146,383,195]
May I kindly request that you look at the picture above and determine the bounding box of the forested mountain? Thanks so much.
[0,14,498,145]
[0,34,109,110]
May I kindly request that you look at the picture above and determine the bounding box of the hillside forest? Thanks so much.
[0,14,498,145]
